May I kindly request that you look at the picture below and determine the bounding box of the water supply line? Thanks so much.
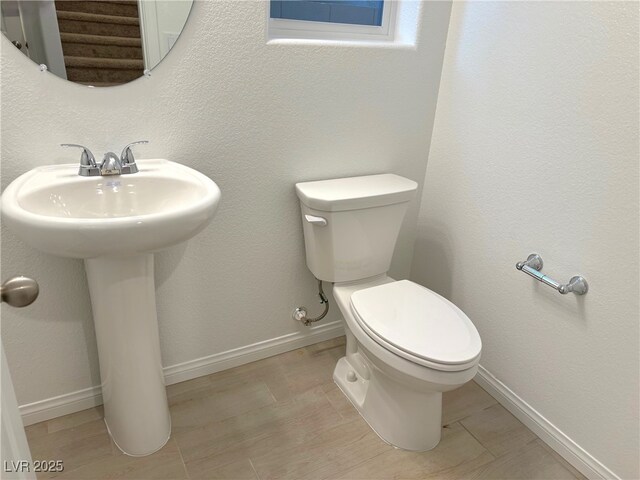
[293,278,329,326]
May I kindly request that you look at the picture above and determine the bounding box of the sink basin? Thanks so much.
[1,159,220,456]
[1,159,220,258]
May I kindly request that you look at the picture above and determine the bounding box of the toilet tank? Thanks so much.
[295,174,417,283]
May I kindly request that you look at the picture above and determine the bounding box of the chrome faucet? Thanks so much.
[101,152,122,176]
[61,141,148,177]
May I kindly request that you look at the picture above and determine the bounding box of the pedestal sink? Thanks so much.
[1,159,221,455]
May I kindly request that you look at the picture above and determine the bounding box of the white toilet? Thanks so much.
[296,174,482,451]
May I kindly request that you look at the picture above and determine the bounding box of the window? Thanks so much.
[268,0,396,42]
[270,1,384,27]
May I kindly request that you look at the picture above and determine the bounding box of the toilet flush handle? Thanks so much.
[304,214,327,227]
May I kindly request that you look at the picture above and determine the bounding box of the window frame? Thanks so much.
[268,0,397,43]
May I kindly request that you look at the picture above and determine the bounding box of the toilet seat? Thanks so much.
[350,280,481,371]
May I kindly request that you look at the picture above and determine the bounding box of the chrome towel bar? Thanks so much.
[516,254,588,295]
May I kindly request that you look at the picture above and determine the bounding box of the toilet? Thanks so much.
[295,174,482,451]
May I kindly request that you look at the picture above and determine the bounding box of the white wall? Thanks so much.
[411,2,639,479]
[0,1,451,409]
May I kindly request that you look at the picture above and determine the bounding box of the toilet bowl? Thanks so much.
[295,173,482,451]
[332,275,480,451]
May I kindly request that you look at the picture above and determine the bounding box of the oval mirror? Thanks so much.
[0,0,193,87]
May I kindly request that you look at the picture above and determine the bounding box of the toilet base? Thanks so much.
[333,356,442,451]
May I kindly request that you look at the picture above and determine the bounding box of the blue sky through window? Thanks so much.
[270,1,384,27]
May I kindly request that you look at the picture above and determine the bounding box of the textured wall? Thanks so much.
[0,2,451,406]
[411,2,639,478]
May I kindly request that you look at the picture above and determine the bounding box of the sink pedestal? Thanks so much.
[84,254,171,456]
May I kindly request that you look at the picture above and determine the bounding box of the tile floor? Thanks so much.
[25,337,585,479]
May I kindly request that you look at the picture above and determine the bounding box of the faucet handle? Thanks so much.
[61,144,100,176]
[120,140,148,173]
[61,143,96,166]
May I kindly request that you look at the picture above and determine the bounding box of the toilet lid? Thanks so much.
[350,280,481,366]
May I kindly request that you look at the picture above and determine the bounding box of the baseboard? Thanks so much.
[20,320,344,426]
[19,385,104,427]
[475,365,620,480]
[163,320,344,384]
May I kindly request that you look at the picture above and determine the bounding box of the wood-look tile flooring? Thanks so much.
[26,337,585,480]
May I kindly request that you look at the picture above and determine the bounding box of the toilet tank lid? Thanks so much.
[295,174,417,212]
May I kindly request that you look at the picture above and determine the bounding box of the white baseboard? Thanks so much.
[163,320,344,384]
[475,365,619,480]
[20,321,344,426]
[19,385,104,427]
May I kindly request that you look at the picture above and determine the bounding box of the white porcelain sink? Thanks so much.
[1,159,220,456]
[1,159,220,258]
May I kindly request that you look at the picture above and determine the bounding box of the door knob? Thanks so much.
[1,276,39,307]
